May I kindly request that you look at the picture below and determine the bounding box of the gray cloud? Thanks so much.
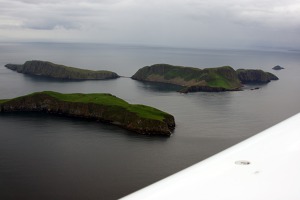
[0,0,299,49]
[12,0,122,5]
[23,19,80,30]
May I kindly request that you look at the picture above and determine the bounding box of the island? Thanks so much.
[236,69,279,84]
[0,91,175,136]
[5,60,119,80]
[131,64,278,93]
[272,65,284,70]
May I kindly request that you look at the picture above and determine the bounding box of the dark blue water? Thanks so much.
[0,43,300,199]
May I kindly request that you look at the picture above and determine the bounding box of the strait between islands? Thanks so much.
[3,60,279,136]
[5,60,278,92]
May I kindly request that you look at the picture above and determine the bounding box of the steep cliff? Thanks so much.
[0,91,175,136]
[237,69,279,84]
[5,60,119,80]
[132,64,242,92]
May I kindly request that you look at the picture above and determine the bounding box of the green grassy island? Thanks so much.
[5,60,119,80]
[132,64,278,93]
[132,64,242,93]
[0,91,175,136]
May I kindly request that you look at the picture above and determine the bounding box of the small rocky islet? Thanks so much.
[272,65,284,70]
[0,91,175,136]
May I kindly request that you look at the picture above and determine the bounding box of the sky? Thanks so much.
[0,0,300,49]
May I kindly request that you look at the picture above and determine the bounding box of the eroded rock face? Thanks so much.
[5,60,119,80]
[0,92,175,136]
[178,85,241,93]
[236,69,279,84]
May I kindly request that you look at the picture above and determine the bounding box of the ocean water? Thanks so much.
[0,43,299,199]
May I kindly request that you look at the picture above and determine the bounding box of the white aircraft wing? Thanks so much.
[121,113,300,200]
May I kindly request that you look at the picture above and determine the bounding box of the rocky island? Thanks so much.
[132,64,278,93]
[5,60,119,80]
[0,91,175,136]
[272,65,284,70]
[236,69,279,84]
[132,64,242,93]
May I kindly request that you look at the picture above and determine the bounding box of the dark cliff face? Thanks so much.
[5,64,23,72]
[266,72,279,81]
[0,92,175,136]
[237,69,279,84]
[179,85,240,93]
[5,60,119,80]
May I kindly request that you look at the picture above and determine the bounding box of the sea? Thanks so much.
[0,42,299,200]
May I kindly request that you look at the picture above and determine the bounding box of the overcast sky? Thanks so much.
[0,0,299,49]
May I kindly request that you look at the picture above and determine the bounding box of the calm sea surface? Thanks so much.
[0,43,299,199]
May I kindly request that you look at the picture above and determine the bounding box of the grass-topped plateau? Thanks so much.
[0,91,175,136]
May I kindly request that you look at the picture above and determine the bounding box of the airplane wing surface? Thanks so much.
[121,113,300,200]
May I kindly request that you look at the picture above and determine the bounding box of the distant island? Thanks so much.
[132,64,278,93]
[5,60,119,80]
[236,69,278,84]
[272,65,284,70]
[0,91,175,136]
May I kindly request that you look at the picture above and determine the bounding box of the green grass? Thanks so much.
[43,91,168,121]
[41,91,129,106]
[206,73,232,88]
[55,64,113,74]
[207,79,231,88]
[127,104,167,121]
[139,65,239,88]
[152,64,203,81]
[12,61,119,80]
[28,61,112,74]
[4,91,168,121]
[0,99,8,104]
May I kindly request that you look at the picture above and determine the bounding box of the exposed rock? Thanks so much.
[236,69,279,84]
[272,65,284,70]
[0,91,175,136]
[266,72,279,81]
[5,60,119,80]
[178,85,240,93]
